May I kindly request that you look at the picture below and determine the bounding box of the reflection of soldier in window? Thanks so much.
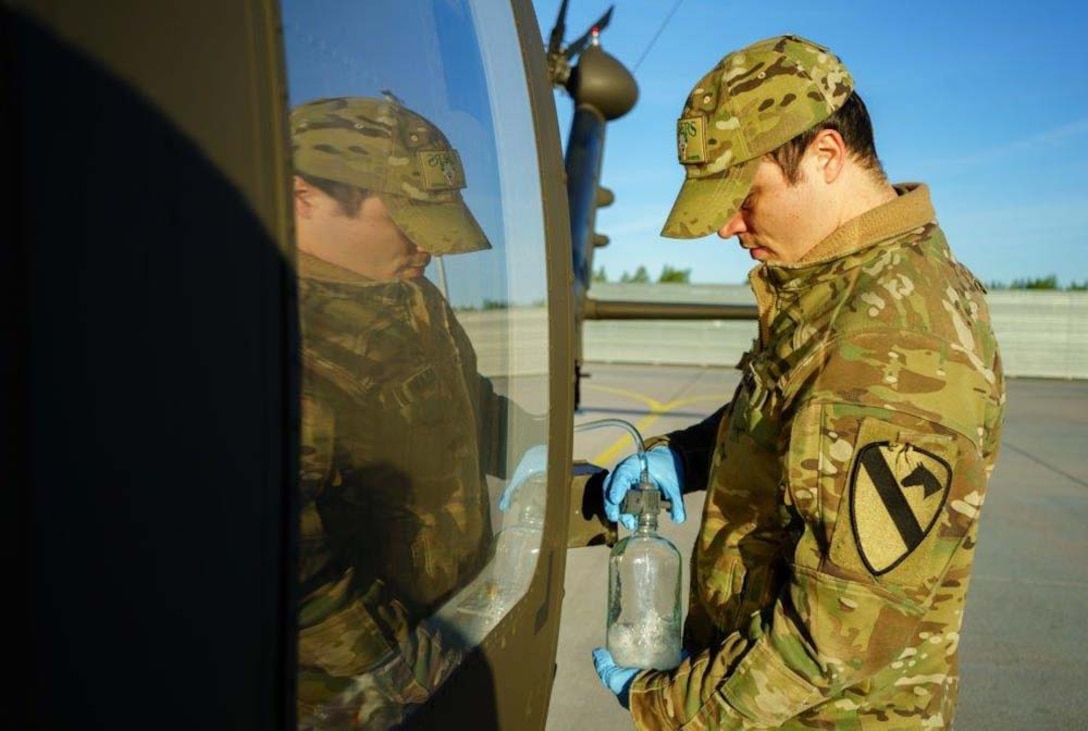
[291,96,526,728]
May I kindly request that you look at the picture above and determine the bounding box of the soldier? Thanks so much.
[594,35,1005,728]
[291,96,543,728]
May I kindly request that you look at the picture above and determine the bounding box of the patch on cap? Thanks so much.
[677,117,708,164]
[418,150,466,190]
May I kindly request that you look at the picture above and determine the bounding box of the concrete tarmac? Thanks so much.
[546,363,1088,730]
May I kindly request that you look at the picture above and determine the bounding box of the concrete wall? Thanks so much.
[583,283,1088,379]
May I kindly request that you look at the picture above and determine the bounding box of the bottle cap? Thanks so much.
[621,485,668,516]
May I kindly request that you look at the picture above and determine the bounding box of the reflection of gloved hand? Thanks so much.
[592,647,641,709]
[603,446,686,530]
[499,444,548,512]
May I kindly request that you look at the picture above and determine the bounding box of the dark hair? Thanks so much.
[297,173,369,217]
[768,92,886,184]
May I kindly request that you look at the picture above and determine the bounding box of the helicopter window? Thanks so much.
[281,0,550,726]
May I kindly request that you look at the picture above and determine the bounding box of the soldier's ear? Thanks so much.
[811,129,847,183]
[294,175,314,218]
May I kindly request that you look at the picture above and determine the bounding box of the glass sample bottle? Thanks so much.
[454,471,545,629]
[606,480,683,670]
[492,474,545,602]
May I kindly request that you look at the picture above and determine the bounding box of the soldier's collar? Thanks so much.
[752,184,936,290]
[297,251,378,284]
[792,183,935,268]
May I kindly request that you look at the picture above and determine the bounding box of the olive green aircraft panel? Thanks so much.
[10,0,294,244]
[7,0,298,727]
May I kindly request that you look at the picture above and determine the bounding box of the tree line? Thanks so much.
[987,275,1087,291]
[593,264,691,284]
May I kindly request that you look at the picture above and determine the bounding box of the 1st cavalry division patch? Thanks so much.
[850,442,951,575]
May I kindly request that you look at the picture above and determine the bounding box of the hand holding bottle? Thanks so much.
[603,446,686,530]
[591,647,641,709]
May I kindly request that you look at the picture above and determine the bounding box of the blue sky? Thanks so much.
[532,0,1088,287]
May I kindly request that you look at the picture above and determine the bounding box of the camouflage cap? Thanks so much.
[661,35,854,238]
[291,96,491,255]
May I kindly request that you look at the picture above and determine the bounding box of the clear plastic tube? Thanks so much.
[573,418,649,483]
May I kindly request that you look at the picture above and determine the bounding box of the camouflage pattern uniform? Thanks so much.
[291,98,509,728]
[627,37,1006,729]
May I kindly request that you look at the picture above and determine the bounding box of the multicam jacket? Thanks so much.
[630,185,1005,729]
[295,253,510,728]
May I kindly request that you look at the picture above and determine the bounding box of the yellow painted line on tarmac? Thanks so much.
[578,384,730,467]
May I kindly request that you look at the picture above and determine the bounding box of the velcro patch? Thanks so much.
[850,442,951,575]
[418,150,466,190]
[676,116,708,164]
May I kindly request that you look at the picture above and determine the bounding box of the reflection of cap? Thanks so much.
[661,35,854,238]
[291,96,491,255]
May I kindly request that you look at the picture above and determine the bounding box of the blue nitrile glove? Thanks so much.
[602,446,686,530]
[499,444,548,512]
[592,648,641,709]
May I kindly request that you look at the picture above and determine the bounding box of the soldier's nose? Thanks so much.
[718,210,747,239]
